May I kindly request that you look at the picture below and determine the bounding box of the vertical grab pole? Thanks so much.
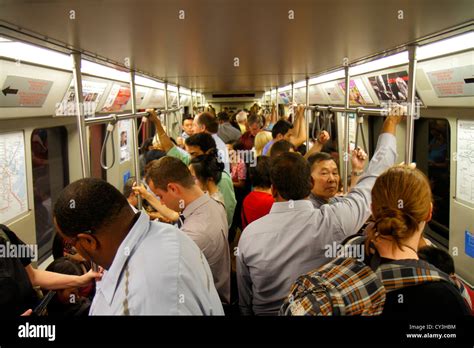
[291,81,295,104]
[406,45,418,164]
[71,52,90,178]
[305,77,310,151]
[343,65,350,194]
[190,90,194,118]
[164,82,169,133]
[129,71,142,209]
[275,87,279,119]
[177,86,182,139]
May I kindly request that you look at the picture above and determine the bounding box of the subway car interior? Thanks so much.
[0,0,473,344]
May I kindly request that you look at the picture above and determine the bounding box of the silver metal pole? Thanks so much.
[343,65,350,194]
[291,82,295,104]
[305,77,310,149]
[406,45,418,164]
[275,87,279,119]
[130,71,142,209]
[71,52,90,178]
[177,85,182,126]
[164,82,169,133]
[190,90,194,118]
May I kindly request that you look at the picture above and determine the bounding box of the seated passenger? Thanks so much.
[145,157,230,304]
[269,139,295,158]
[148,109,237,227]
[262,105,307,155]
[189,152,226,206]
[45,257,91,317]
[0,224,100,317]
[307,147,367,209]
[53,178,223,315]
[418,245,473,313]
[241,156,274,230]
[236,109,402,315]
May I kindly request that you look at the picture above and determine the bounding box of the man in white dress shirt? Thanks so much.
[53,178,223,315]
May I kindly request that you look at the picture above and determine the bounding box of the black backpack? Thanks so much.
[0,224,38,316]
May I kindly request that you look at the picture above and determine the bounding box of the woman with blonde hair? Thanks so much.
[254,131,272,156]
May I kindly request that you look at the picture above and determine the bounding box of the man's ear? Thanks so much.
[76,233,99,251]
[168,183,180,195]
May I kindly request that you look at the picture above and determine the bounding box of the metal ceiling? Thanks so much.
[0,0,473,93]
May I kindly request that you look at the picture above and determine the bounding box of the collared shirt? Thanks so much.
[181,194,231,304]
[167,146,237,227]
[181,131,190,140]
[218,123,242,144]
[236,133,397,316]
[308,193,344,209]
[262,139,275,156]
[240,131,255,150]
[89,212,224,315]
[212,133,230,174]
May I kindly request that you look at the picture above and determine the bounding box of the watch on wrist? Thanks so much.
[352,170,363,176]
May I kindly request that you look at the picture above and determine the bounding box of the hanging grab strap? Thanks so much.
[354,114,368,153]
[100,114,118,170]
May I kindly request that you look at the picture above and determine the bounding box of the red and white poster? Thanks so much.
[101,84,131,112]
[426,65,474,97]
[0,75,53,107]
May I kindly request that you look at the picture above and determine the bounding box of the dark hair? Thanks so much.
[190,154,224,185]
[230,140,246,151]
[54,178,130,237]
[145,149,167,164]
[418,246,455,275]
[217,111,230,123]
[270,140,295,158]
[247,114,263,128]
[46,257,83,276]
[140,137,153,154]
[249,156,272,189]
[270,152,312,200]
[146,156,195,191]
[271,120,293,139]
[123,177,136,198]
[307,152,337,169]
[182,115,193,125]
[185,132,216,152]
[196,112,219,133]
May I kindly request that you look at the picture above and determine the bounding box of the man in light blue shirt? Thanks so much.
[236,110,403,315]
[53,178,223,315]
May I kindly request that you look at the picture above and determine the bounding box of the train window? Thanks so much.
[31,127,69,263]
[414,118,450,246]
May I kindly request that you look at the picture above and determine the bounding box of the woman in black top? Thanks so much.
[366,165,470,316]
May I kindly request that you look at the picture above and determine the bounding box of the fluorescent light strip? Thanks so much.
[308,69,345,85]
[418,31,474,60]
[180,87,191,95]
[135,75,165,89]
[350,52,408,76]
[167,85,178,92]
[279,84,292,92]
[81,60,129,82]
[293,80,307,89]
[0,40,71,70]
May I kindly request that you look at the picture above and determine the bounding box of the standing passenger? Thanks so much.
[146,157,231,304]
[53,178,224,315]
[236,108,403,315]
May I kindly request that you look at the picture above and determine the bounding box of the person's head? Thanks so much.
[217,111,230,124]
[189,152,224,192]
[254,131,273,156]
[249,156,272,189]
[370,165,433,251]
[418,246,455,275]
[270,152,312,201]
[236,111,247,125]
[53,178,134,270]
[145,149,167,165]
[271,120,293,141]
[46,257,84,304]
[193,112,219,134]
[140,137,154,155]
[182,115,194,136]
[123,177,138,208]
[247,113,263,136]
[184,132,217,159]
[145,156,197,212]
[270,140,295,158]
[307,152,340,201]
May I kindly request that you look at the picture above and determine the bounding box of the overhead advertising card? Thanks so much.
[368,70,423,105]
[338,79,374,105]
[0,75,53,107]
[426,65,474,97]
[101,84,131,112]
[56,79,107,116]
[322,82,345,104]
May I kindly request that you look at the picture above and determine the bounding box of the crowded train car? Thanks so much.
[0,0,473,345]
